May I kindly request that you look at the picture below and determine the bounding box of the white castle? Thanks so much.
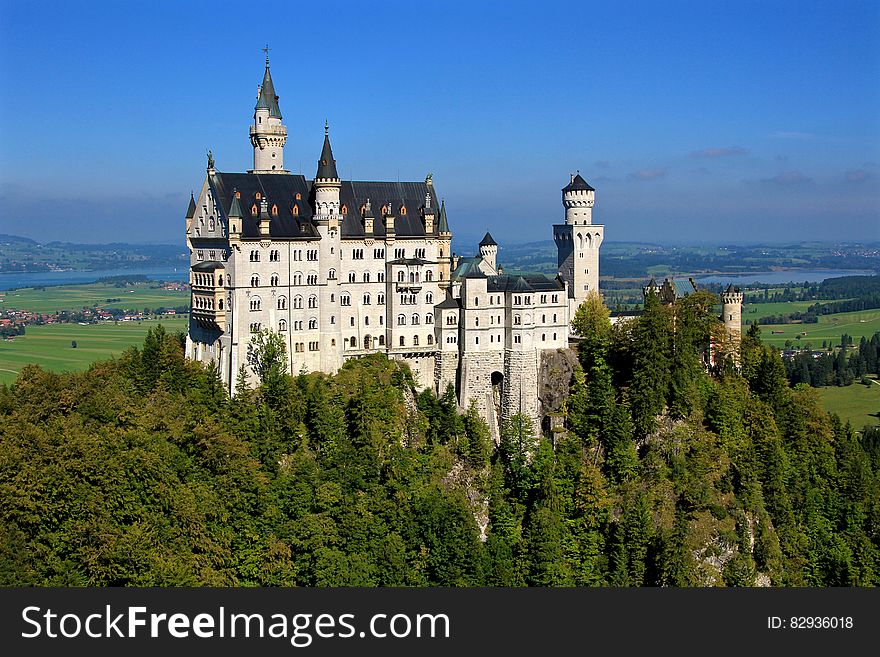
[185,57,604,439]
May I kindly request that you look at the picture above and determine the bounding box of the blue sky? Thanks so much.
[1,0,878,247]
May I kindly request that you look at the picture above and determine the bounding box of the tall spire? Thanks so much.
[316,123,339,180]
[438,199,450,233]
[255,54,282,119]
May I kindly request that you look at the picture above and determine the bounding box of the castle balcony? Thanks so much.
[249,124,287,136]
[395,283,422,294]
[191,306,226,331]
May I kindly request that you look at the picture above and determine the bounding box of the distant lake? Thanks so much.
[693,269,877,286]
[0,267,188,291]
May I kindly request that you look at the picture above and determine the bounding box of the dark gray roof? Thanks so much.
[450,256,483,280]
[389,257,435,266]
[207,171,441,240]
[255,62,282,119]
[191,260,225,271]
[316,128,339,180]
[563,173,594,192]
[228,189,243,218]
[479,232,497,247]
[436,296,461,309]
[487,273,565,292]
[725,283,738,294]
[465,269,488,279]
[185,193,196,219]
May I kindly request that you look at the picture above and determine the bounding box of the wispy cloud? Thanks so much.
[845,169,873,183]
[690,146,748,158]
[770,131,814,140]
[629,168,667,181]
[760,171,813,186]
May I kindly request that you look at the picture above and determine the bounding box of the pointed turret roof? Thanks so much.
[185,192,196,219]
[562,172,595,192]
[228,189,243,218]
[316,123,339,180]
[438,199,450,233]
[725,283,737,294]
[479,232,497,247]
[255,59,282,119]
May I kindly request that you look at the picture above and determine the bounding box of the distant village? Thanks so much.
[0,281,189,340]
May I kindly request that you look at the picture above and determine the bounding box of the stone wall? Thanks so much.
[502,348,540,436]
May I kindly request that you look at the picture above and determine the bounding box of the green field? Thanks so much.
[816,379,880,431]
[757,309,880,348]
[0,282,189,314]
[742,301,818,321]
[0,318,188,385]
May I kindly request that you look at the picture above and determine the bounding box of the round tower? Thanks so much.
[563,172,595,226]
[249,54,288,173]
[721,283,743,335]
[313,122,341,218]
[478,232,498,272]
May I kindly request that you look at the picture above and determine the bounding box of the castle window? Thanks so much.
[251,204,258,216]
[474,297,479,307]
[328,268,336,280]
[525,296,531,305]
[278,296,287,310]
[209,218,215,231]
[413,335,419,346]
[553,333,557,340]
[294,250,302,261]
[378,272,385,282]
[426,292,433,304]
[250,322,261,332]
[541,295,547,304]
[412,314,420,325]
[542,334,546,341]
[197,250,204,260]
[475,317,479,327]
[279,320,287,331]
[295,192,301,200]
[219,299,224,310]
[293,295,303,309]
[514,315,521,325]
[400,205,407,215]
[341,204,348,215]
[542,314,546,323]
[249,297,262,311]
[363,293,371,305]
[309,318,318,330]
[363,272,370,283]
[515,335,521,344]
[378,294,385,305]
[397,271,405,283]
[293,205,299,216]
[553,314,557,322]
[350,317,355,327]
[270,274,279,286]
[395,248,405,259]
[308,249,318,261]
[374,248,384,259]
[365,317,370,326]
[307,274,318,285]
[426,313,433,324]
[330,316,335,324]
[293,272,303,285]
[398,314,406,325]
[379,316,384,325]
[349,272,356,283]
[308,295,318,309]
[378,335,385,346]
[251,275,259,287]
[400,336,405,346]
[309,341,319,351]
[427,335,433,345]
[271,204,278,216]
[341,293,351,306]
[425,270,433,281]
[475,337,479,345]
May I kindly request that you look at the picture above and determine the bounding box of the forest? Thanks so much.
[0,290,878,587]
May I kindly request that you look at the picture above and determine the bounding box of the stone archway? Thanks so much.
[490,371,504,434]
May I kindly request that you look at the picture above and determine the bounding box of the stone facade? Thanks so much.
[184,58,603,439]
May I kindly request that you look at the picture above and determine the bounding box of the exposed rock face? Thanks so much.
[538,348,580,428]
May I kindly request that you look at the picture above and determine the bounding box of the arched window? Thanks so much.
[363,272,370,283]
[309,318,317,330]
[271,204,278,216]
[293,295,303,309]
[348,272,356,283]
[250,297,261,311]
[293,205,299,216]
[277,296,287,310]
[293,272,303,285]
[413,335,419,346]
[308,295,318,309]
[279,319,287,331]
[397,271,405,282]
[218,299,224,310]
[399,336,405,346]
[397,314,406,325]
[399,204,407,215]
[251,274,259,287]
[328,268,336,280]
[379,335,385,346]
[341,204,348,215]
[426,270,433,281]
[378,294,385,305]
[427,334,434,345]
[341,293,351,306]
[412,313,420,325]
[426,313,433,324]
[363,293,371,305]
[270,274,279,286]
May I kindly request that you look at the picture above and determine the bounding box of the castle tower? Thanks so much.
[437,199,453,287]
[479,232,498,273]
[249,55,288,173]
[554,172,604,318]
[313,123,343,372]
[721,283,743,351]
